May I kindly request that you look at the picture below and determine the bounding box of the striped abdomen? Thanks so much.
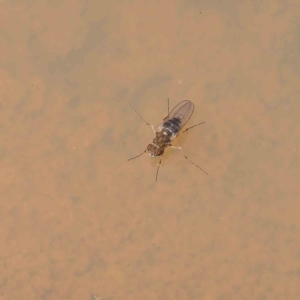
[161,117,182,139]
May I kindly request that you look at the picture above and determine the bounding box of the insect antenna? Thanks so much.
[180,121,205,135]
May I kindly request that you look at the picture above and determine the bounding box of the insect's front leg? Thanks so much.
[156,155,164,181]
[128,149,147,161]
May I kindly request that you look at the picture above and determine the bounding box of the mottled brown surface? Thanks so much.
[1,1,300,299]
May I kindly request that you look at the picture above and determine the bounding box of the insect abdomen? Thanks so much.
[163,117,182,137]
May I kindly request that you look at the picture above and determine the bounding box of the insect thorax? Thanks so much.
[147,118,182,157]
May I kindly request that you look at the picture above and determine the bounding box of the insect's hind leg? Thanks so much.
[170,145,208,175]
[180,121,205,135]
[129,104,156,133]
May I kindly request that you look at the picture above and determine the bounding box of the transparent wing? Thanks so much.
[166,100,194,129]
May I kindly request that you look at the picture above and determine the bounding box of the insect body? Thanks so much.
[129,100,208,181]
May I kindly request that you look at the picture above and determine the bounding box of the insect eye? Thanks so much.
[155,149,164,156]
[147,144,153,152]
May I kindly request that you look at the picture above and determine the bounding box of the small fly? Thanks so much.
[128,99,208,181]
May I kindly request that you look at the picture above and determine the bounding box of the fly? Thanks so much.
[128,99,208,181]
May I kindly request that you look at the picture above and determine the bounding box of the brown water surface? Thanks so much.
[1,1,300,299]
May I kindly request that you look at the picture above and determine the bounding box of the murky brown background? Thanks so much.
[1,1,299,299]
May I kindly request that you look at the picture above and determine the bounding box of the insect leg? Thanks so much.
[156,155,164,181]
[180,122,205,135]
[128,149,146,161]
[161,98,171,123]
[170,145,208,175]
[129,104,156,133]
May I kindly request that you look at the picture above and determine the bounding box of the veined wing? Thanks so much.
[166,100,194,129]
